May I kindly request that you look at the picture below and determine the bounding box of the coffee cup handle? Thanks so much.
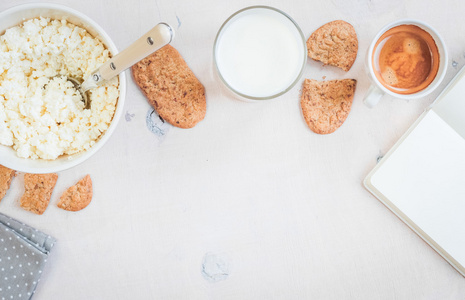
[363,84,384,108]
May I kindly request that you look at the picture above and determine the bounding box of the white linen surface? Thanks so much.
[1,0,465,299]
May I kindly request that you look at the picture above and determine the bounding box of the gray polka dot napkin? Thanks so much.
[0,213,56,299]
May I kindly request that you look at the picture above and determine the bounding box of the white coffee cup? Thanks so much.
[364,19,447,108]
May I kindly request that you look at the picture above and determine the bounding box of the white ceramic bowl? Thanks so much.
[0,3,126,173]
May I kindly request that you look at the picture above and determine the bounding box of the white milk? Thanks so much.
[214,7,306,99]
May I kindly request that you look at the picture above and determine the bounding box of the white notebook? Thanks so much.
[364,66,465,277]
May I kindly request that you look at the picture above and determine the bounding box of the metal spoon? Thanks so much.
[68,23,174,109]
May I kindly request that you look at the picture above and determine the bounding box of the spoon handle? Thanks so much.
[82,23,174,91]
[102,22,174,79]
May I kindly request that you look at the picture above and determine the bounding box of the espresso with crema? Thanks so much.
[372,25,439,94]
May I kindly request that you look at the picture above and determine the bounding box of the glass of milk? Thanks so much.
[214,6,307,101]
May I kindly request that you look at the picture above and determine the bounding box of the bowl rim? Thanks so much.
[0,2,127,173]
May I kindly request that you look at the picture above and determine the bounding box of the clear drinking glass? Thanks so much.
[213,6,307,101]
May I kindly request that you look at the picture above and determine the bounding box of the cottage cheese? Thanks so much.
[0,17,119,160]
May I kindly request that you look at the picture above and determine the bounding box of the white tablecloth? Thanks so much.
[1,0,465,299]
